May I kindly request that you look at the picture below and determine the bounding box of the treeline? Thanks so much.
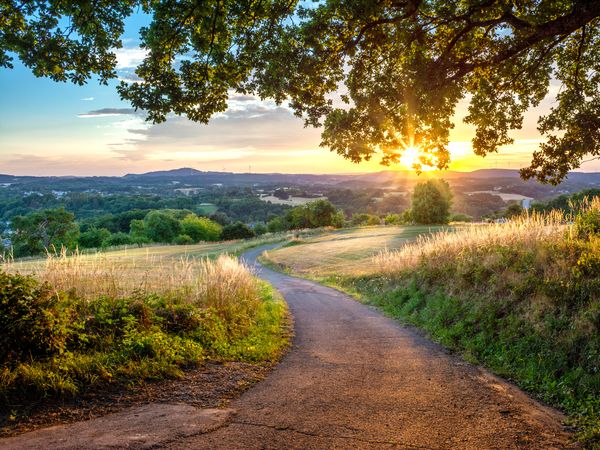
[5,208,261,257]
[0,189,289,223]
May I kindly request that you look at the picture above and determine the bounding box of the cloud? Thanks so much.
[81,97,95,101]
[229,94,257,102]
[78,108,141,118]
[114,47,148,69]
[111,102,322,162]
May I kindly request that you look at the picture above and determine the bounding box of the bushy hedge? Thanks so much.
[0,272,287,402]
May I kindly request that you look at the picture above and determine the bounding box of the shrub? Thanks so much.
[102,232,134,247]
[449,213,473,223]
[351,213,381,226]
[0,255,288,403]
[173,234,194,245]
[180,214,222,242]
[144,210,182,243]
[78,227,111,248]
[222,222,255,240]
[0,272,68,362]
[253,223,267,236]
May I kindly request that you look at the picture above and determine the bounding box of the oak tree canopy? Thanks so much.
[2,0,599,183]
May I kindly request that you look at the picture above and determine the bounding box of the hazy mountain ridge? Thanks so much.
[2,168,599,200]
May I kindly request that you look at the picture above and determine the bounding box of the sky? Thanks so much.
[1,14,599,177]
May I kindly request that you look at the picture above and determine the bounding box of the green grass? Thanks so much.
[1,249,290,422]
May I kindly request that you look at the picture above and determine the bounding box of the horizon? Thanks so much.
[2,165,600,179]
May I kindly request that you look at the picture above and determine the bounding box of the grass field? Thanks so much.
[262,225,450,277]
[0,234,292,413]
[5,234,286,283]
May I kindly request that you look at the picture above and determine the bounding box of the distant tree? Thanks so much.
[129,219,146,238]
[384,213,403,225]
[285,206,313,229]
[411,180,453,224]
[504,203,525,218]
[143,211,182,243]
[531,188,600,214]
[209,211,231,226]
[267,217,287,233]
[351,213,381,226]
[173,234,194,245]
[253,223,268,236]
[273,189,290,200]
[102,232,134,247]
[78,227,111,249]
[308,200,338,227]
[180,214,222,242]
[11,208,79,256]
[449,213,474,223]
[221,222,255,240]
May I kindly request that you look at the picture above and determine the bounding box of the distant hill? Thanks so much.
[2,168,599,201]
[124,167,205,178]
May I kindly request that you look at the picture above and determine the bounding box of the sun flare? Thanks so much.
[399,146,420,169]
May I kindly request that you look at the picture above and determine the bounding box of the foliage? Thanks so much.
[5,2,599,181]
[503,203,524,218]
[351,213,381,226]
[267,216,287,233]
[0,256,288,404]
[173,234,194,245]
[180,214,222,242]
[78,227,111,249]
[532,189,600,214]
[449,213,473,223]
[281,199,344,230]
[102,232,135,247]
[253,223,268,236]
[221,222,256,240]
[11,208,79,257]
[411,180,452,224]
[0,272,68,362]
[143,210,182,243]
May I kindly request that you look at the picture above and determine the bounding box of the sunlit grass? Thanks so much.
[263,225,451,277]
[372,210,568,276]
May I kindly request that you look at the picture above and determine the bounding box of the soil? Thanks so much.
[0,360,272,438]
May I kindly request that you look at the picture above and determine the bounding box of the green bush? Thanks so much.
[222,222,255,240]
[449,213,473,222]
[0,272,288,403]
[180,214,222,242]
[575,206,600,239]
[102,232,134,247]
[0,272,69,362]
[173,234,194,245]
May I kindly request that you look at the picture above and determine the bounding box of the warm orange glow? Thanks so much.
[399,146,436,171]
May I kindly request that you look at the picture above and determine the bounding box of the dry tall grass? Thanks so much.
[4,249,261,318]
[373,209,573,275]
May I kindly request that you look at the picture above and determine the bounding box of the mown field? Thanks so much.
[263,208,600,447]
[0,235,292,428]
[262,225,450,277]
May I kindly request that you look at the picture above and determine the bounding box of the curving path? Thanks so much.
[178,245,573,449]
[2,245,574,449]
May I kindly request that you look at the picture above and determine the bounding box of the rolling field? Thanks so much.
[262,225,449,277]
[5,235,286,293]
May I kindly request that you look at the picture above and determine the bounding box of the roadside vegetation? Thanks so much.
[263,197,600,446]
[0,248,289,418]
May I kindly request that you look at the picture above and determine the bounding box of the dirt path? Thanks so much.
[2,245,575,449]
